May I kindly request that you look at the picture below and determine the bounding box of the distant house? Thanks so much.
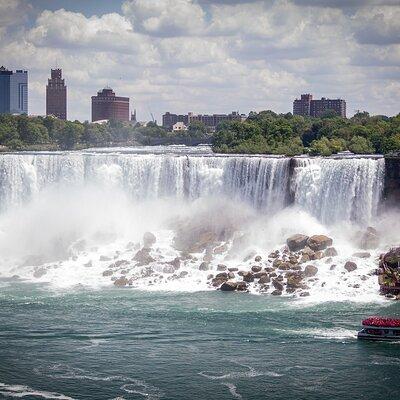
[172,122,188,131]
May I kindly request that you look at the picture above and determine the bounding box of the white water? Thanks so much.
[0,147,395,302]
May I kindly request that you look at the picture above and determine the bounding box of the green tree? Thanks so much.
[348,136,374,154]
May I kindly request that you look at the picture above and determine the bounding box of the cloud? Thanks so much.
[122,0,206,36]
[1,0,399,120]
[353,6,400,45]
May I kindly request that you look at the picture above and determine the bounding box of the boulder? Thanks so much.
[168,257,181,270]
[255,255,262,262]
[228,272,235,279]
[304,265,318,277]
[307,235,333,251]
[271,290,282,296]
[278,262,292,271]
[162,265,175,274]
[286,272,304,288]
[114,259,129,268]
[259,275,270,284]
[216,272,228,280]
[143,232,156,248]
[286,234,309,252]
[114,277,129,287]
[313,251,324,260]
[324,247,338,257]
[383,248,400,268]
[228,267,238,272]
[300,292,310,297]
[352,252,371,259]
[251,265,262,273]
[268,250,280,258]
[102,270,113,277]
[217,264,227,271]
[344,261,357,272]
[179,271,188,278]
[359,227,379,250]
[272,279,284,291]
[299,254,310,264]
[133,248,155,266]
[242,271,254,283]
[199,262,209,271]
[220,281,237,291]
[236,282,248,291]
[212,277,226,287]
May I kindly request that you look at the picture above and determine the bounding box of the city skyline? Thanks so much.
[1,0,399,122]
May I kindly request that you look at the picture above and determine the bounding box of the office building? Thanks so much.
[46,68,67,120]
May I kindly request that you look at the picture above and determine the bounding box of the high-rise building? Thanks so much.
[46,68,67,120]
[91,88,129,122]
[293,94,346,118]
[0,66,28,115]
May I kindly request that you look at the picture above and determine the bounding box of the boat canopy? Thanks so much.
[362,317,400,327]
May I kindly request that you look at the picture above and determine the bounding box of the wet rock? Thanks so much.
[114,277,129,287]
[99,255,112,261]
[243,251,257,262]
[344,261,357,272]
[199,262,209,271]
[207,274,214,280]
[133,248,155,266]
[179,271,189,278]
[251,265,262,273]
[163,265,175,274]
[286,287,296,294]
[359,227,379,250]
[272,279,284,291]
[307,235,333,251]
[84,261,93,268]
[330,265,336,270]
[271,289,282,296]
[236,282,248,291]
[268,250,280,258]
[286,272,304,288]
[304,265,318,277]
[216,272,228,280]
[278,262,292,271]
[286,234,309,252]
[143,232,156,248]
[217,264,227,271]
[300,292,310,297]
[255,255,262,262]
[313,251,324,260]
[220,281,237,291]
[259,275,271,284]
[324,247,338,257]
[102,270,113,277]
[242,271,255,283]
[203,253,213,263]
[299,254,310,264]
[214,243,228,254]
[228,267,238,272]
[352,252,371,259]
[383,247,400,268]
[168,257,181,270]
[228,272,235,279]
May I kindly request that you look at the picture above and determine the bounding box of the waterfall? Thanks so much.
[0,153,290,214]
[0,151,385,225]
[292,157,385,225]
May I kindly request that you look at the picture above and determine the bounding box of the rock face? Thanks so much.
[344,261,357,272]
[287,234,309,252]
[377,248,400,296]
[307,235,333,251]
[143,232,156,248]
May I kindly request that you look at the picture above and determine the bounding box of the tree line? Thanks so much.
[0,115,210,150]
[0,111,399,155]
[212,111,400,155]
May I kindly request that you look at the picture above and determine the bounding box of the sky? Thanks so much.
[0,0,399,122]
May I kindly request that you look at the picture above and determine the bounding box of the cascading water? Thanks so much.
[0,147,392,300]
[292,157,385,225]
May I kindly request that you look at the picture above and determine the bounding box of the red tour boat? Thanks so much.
[358,317,400,341]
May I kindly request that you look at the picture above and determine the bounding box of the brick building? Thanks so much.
[162,111,244,130]
[293,94,346,118]
[46,69,67,120]
[91,88,129,122]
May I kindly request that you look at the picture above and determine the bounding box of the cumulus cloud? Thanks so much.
[0,0,399,120]
[122,0,206,36]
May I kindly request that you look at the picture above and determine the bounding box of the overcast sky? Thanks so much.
[1,0,399,122]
